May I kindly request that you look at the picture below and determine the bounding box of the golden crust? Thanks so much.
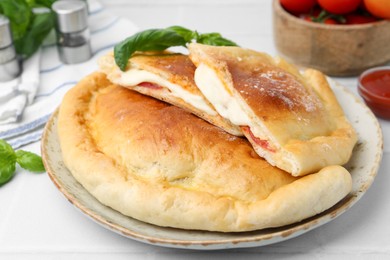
[58,72,352,232]
[188,43,357,176]
[98,52,242,136]
[188,43,315,117]
[130,53,198,94]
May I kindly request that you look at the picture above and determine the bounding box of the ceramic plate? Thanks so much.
[41,80,383,250]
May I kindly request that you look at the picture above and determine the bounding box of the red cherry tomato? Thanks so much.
[317,0,362,15]
[280,0,317,14]
[345,14,378,24]
[300,14,316,22]
[364,0,390,19]
[299,8,341,25]
[323,18,338,24]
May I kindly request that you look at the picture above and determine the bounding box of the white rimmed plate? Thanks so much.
[41,79,383,250]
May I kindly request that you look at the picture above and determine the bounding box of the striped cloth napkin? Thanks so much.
[0,0,138,149]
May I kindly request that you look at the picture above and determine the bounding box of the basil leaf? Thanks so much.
[114,26,238,71]
[0,139,17,185]
[0,139,45,186]
[114,28,187,71]
[167,25,198,43]
[14,11,55,58]
[34,0,57,8]
[15,150,45,173]
[0,0,56,59]
[197,32,238,47]
[25,0,36,8]
[0,162,16,185]
[0,0,31,41]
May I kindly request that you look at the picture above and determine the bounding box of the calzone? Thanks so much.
[188,43,357,176]
[57,72,352,232]
[98,52,242,136]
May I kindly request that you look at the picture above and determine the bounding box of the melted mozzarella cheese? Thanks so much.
[195,63,279,149]
[117,68,217,116]
[194,63,251,126]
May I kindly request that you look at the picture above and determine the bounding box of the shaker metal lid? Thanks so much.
[52,0,88,33]
[0,15,13,48]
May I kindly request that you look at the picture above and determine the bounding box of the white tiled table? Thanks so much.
[1,0,389,259]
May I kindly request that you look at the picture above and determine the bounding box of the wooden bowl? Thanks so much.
[272,0,390,76]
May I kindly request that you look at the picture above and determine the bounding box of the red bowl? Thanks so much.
[358,66,390,119]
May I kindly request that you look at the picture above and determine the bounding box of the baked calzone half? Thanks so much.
[188,43,357,176]
[57,72,352,232]
[98,52,242,136]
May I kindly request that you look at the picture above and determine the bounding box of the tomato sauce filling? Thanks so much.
[241,126,275,153]
[138,82,164,90]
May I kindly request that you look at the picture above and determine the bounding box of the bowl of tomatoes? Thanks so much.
[273,0,390,76]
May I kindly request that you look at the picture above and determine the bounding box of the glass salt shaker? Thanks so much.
[0,15,21,82]
[52,0,92,64]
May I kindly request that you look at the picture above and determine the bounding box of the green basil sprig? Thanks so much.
[0,0,56,59]
[0,139,45,186]
[114,26,238,71]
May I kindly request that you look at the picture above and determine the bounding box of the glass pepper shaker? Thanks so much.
[0,15,21,82]
[52,0,92,64]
